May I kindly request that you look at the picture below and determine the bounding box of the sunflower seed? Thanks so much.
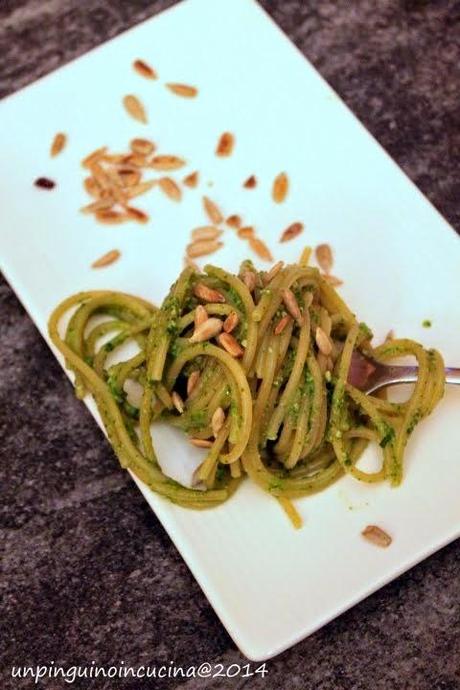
[223,311,239,333]
[216,132,235,157]
[133,59,157,79]
[217,332,244,357]
[280,222,304,243]
[263,260,284,285]
[125,207,149,223]
[281,288,302,326]
[117,169,142,187]
[211,407,225,437]
[95,210,127,224]
[80,198,114,214]
[124,180,157,199]
[226,214,242,229]
[122,95,148,124]
[171,391,185,414]
[193,283,226,303]
[315,326,332,356]
[130,138,155,156]
[187,240,223,258]
[150,155,186,171]
[362,525,392,548]
[82,146,108,168]
[183,171,199,188]
[272,172,288,203]
[202,196,223,224]
[190,438,213,448]
[187,370,201,396]
[315,243,333,274]
[83,177,101,198]
[195,304,208,327]
[91,249,120,268]
[166,83,198,98]
[274,314,292,335]
[190,317,223,343]
[242,270,257,292]
[50,132,67,157]
[243,174,257,189]
[237,226,255,239]
[159,177,182,201]
[249,237,273,262]
[191,226,222,241]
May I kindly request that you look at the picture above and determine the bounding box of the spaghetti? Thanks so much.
[48,258,445,526]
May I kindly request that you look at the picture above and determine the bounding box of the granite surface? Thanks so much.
[1,1,459,688]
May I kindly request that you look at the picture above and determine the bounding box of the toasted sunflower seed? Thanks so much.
[280,222,304,243]
[272,172,289,203]
[50,132,67,157]
[187,370,201,396]
[362,525,392,548]
[263,260,284,285]
[274,314,292,335]
[150,155,186,171]
[211,407,225,437]
[217,332,244,357]
[223,311,239,333]
[82,146,108,168]
[172,391,185,414]
[249,237,273,262]
[159,177,182,202]
[80,198,114,214]
[122,95,148,124]
[95,209,127,224]
[83,176,101,198]
[281,288,302,326]
[216,132,235,157]
[91,249,120,268]
[121,153,148,168]
[125,180,157,199]
[133,59,157,79]
[187,240,223,258]
[226,214,242,229]
[125,207,149,224]
[166,83,198,98]
[315,243,333,274]
[193,283,225,303]
[190,317,223,343]
[242,270,257,292]
[190,438,213,448]
[237,226,255,239]
[315,326,332,356]
[183,171,199,188]
[117,168,142,187]
[202,196,223,225]
[191,226,222,241]
[130,138,155,156]
[243,175,257,189]
[195,304,208,328]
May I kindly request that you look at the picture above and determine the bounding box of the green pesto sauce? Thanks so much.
[379,423,395,448]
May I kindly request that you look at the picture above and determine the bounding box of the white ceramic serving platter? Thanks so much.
[1,0,459,661]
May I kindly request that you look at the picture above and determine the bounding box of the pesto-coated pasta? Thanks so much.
[48,258,445,526]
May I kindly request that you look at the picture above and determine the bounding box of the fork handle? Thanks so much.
[369,366,460,393]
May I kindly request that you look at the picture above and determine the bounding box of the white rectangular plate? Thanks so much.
[1,0,459,661]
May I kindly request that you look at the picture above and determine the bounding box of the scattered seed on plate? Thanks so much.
[237,226,255,239]
[125,180,157,199]
[183,171,199,188]
[159,177,182,202]
[91,249,120,268]
[280,222,304,243]
[166,83,198,98]
[50,132,67,157]
[272,172,289,203]
[362,525,392,548]
[191,226,222,241]
[125,206,149,223]
[249,237,273,262]
[203,196,223,224]
[243,175,257,189]
[80,198,114,214]
[150,155,186,171]
[83,177,101,198]
[117,169,142,187]
[82,146,108,168]
[187,239,223,258]
[122,95,148,124]
[226,214,242,229]
[315,243,333,274]
[34,177,56,189]
[133,59,158,79]
[95,209,127,224]
[130,138,155,156]
[216,132,235,157]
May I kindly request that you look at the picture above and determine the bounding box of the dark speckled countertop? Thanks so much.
[1,1,459,689]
